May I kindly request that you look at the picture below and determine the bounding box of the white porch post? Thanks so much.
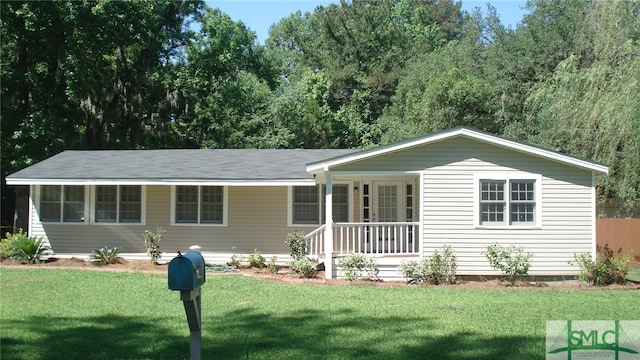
[324,172,334,279]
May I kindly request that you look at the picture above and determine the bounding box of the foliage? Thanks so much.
[177,7,277,149]
[398,245,457,285]
[427,245,457,285]
[142,228,165,264]
[484,244,533,285]
[267,256,279,274]
[338,253,379,281]
[571,244,633,286]
[289,258,317,278]
[89,247,121,266]
[10,236,50,264]
[285,231,309,261]
[0,229,29,260]
[228,253,245,269]
[248,249,266,268]
[504,0,640,214]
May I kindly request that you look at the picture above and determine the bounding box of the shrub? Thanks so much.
[267,256,279,274]
[398,245,457,285]
[285,231,308,260]
[338,253,379,281]
[248,248,266,268]
[142,228,164,264]
[427,245,457,285]
[10,236,50,264]
[398,259,427,284]
[90,247,121,265]
[571,244,633,286]
[228,253,245,268]
[289,258,317,278]
[484,244,533,285]
[1,229,29,260]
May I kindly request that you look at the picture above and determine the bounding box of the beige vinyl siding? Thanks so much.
[331,137,595,276]
[418,138,593,275]
[30,185,303,257]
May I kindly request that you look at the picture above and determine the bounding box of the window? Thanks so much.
[173,186,225,225]
[292,184,349,225]
[478,177,539,227]
[95,185,142,223]
[293,186,319,224]
[40,185,85,223]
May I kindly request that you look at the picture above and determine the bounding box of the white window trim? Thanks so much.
[89,185,146,226]
[288,183,353,227]
[473,173,542,229]
[170,185,228,227]
[36,185,90,225]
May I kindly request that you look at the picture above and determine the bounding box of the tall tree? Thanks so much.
[378,5,506,143]
[176,7,277,148]
[266,0,453,148]
[507,1,640,215]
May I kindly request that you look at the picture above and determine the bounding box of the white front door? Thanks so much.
[372,181,403,222]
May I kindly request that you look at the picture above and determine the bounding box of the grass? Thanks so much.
[1,268,639,360]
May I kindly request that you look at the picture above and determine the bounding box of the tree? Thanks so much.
[1,0,203,230]
[506,1,640,215]
[176,7,277,149]
[377,4,506,144]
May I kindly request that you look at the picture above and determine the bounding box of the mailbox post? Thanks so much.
[168,250,206,360]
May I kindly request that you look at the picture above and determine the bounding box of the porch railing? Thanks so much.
[306,222,420,257]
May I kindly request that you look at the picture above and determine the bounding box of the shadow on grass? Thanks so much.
[1,314,185,360]
[2,309,541,359]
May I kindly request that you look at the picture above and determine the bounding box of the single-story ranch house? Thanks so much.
[6,127,608,280]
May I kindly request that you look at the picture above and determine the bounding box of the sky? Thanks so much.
[208,0,529,44]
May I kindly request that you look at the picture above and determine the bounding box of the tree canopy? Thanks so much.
[2,0,638,217]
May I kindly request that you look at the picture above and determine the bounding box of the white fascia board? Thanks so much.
[462,131,609,174]
[306,128,609,174]
[5,178,316,186]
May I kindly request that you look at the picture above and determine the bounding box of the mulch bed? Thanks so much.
[1,257,639,290]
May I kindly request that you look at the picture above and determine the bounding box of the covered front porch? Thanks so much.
[302,171,423,279]
[306,222,420,256]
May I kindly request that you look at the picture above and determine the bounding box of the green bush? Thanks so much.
[484,244,533,285]
[398,259,427,284]
[248,248,266,268]
[427,245,457,285]
[289,258,317,278]
[285,231,309,260]
[267,256,279,274]
[89,247,121,265]
[338,253,379,281]
[10,236,50,264]
[398,245,457,285]
[571,244,633,286]
[1,229,29,260]
[142,228,164,264]
[228,253,245,268]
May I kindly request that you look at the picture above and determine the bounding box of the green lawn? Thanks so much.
[1,268,638,360]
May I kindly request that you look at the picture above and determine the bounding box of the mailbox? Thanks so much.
[168,251,206,291]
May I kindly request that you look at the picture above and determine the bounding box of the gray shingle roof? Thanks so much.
[7,149,358,183]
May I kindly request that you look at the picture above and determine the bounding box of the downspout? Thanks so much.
[419,172,425,258]
[324,171,334,279]
[591,172,597,261]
